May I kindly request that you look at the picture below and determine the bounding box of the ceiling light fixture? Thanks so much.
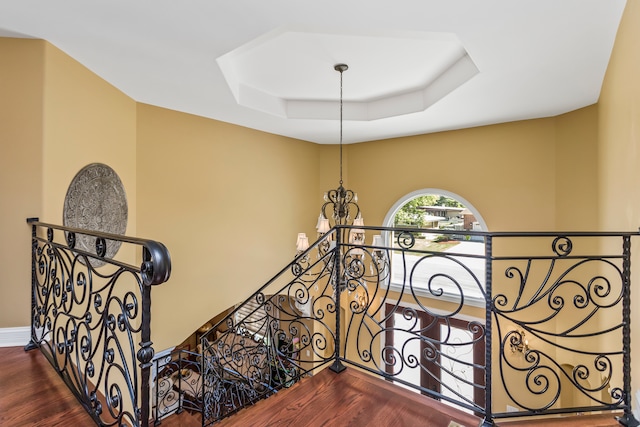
[296,64,363,256]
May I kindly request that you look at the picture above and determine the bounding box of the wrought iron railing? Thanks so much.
[199,230,338,424]
[488,232,637,426]
[198,226,639,427]
[26,218,171,427]
[152,349,203,423]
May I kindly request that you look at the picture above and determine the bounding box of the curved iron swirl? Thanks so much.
[396,231,416,250]
[552,236,573,257]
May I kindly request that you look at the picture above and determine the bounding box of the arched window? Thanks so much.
[382,189,487,307]
[383,188,487,232]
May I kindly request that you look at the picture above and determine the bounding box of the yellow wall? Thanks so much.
[347,118,558,232]
[41,42,138,243]
[555,105,600,230]
[0,38,44,327]
[599,0,640,231]
[0,38,138,328]
[135,104,320,350]
[598,0,640,401]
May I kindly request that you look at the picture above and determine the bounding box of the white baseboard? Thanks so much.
[0,326,31,347]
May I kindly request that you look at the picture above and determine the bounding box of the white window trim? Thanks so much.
[381,188,489,309]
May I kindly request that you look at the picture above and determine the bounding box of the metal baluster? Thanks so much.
[617,235,639,427]
[331,228,346,373]
[24,218,39,351]
[482,235,494,427]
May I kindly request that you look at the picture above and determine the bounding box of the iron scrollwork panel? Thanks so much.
[201,238,340,426]
[32,237,144,425]
[492,235,628,416]
[153,350,204,421]
[28,221,171,427]
[341,230,488,415]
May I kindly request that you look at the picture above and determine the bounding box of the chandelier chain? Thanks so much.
[336,63,346,186]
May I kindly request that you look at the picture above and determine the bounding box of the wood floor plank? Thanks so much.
[0,346,96,426]
[216,367,482,427]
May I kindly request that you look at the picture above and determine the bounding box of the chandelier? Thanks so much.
[296,63,364,256]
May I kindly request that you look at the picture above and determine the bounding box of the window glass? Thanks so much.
[383,189,487,305]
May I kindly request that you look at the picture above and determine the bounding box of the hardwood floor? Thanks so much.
[0,346,95,426]
[0,346,625,427]
[210,368,623,427]
[215,366,482,427]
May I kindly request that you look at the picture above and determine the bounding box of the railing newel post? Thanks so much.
[138,283,154,427]
[616,235,639,427]
[483,234,494,427]
[330,227,346,373]
[24,217,39,352]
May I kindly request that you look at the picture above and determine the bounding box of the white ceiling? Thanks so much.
[0,0,627,144]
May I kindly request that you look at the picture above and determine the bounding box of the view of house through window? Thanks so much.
[384,190,487,303]
[392,191,484,241]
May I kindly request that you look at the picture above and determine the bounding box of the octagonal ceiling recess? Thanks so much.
[217,28,479,121]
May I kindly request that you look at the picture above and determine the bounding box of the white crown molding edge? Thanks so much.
[0,326,30,348]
